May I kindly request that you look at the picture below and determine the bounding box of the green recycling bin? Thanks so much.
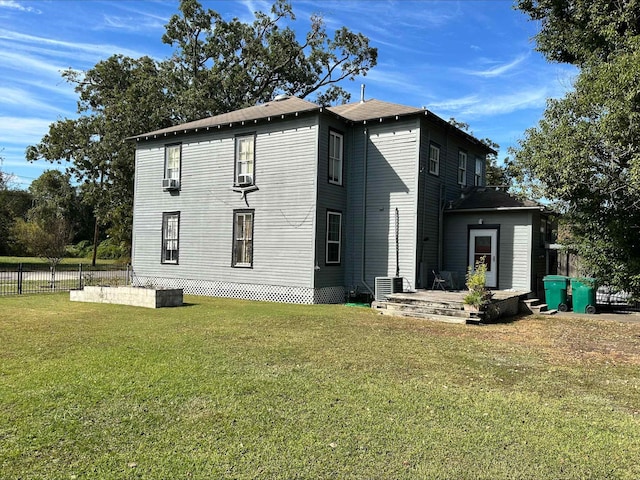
[570,277,597,314]
[543,275,569,312]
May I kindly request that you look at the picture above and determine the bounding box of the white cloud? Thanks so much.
[427,87,549,119]
[0,0,41,13]
[0,29,145,59]
[0,116,55,146]
[463,53,528,78]
[0,86,72,114]
[427,95,481,111]
[101,14,166,32]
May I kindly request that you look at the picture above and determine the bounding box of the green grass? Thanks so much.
[1,294,639,479]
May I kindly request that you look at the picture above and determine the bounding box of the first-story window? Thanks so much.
[326,210,342,265]
[162,212,180,264]
[458,150,467,185]
[475,157,483,186]
[429,143,440,176]
[233,210,254,267]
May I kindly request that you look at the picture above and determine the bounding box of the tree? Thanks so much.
[0,164,32,255]
[26,56,170,261]
[510,46,640,294]
[10,171,77,267]
[515,0,640,65]
[162,0,377,121]
[11,216,72,268]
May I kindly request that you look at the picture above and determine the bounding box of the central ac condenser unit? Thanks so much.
[374,277,403,302]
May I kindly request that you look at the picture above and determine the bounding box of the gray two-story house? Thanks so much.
[129,95,553,303]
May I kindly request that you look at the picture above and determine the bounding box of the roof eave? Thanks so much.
[127,106,322,143]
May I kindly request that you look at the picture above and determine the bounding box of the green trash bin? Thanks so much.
[543,275,569,312]
[570,277,597,314]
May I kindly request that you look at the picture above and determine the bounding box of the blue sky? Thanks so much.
[0,0,576,188]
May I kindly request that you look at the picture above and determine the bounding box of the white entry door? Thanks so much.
[469,229,498,288]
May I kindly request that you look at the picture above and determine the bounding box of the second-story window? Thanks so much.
[329,130,343,185]
[235,134,255,186]
[475,157,483,186]
[458,150,467,185]
[165,144,181,181]
[429,143,440,176]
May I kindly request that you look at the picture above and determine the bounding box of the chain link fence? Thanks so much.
[0,264,131,296]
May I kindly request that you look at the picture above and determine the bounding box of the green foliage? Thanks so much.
[0,189,31,255]
[6,171,82,266]
[464,258,494,307]
[11,216,72,268]
[162,0,377,121]
[1,295,639,478]
[27,56,170,256]
[513,1,640,296]
[96,238,128,260]
[511,45,640,295]
[515,0,640,65]
[66,240,93,258]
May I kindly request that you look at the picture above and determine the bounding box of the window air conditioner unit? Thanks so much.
[374,277,403,302]
[162,178,180,191]
[237,174,253,186]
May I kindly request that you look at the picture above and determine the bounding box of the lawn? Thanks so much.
[1,294,639,479]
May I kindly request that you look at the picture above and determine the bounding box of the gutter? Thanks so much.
[446,206,546,213]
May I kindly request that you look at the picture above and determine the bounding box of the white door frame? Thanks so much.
[468,228,499,288]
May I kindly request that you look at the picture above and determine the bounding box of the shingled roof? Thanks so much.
[129,96,494,154]
[128,96,321,141]
[448,187,545,211]
[327,98,424,122]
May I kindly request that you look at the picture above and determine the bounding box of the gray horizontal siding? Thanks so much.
[443,210,534,291]
[346,120,419,292]
[132,117,319,289]
[315,115,348,288]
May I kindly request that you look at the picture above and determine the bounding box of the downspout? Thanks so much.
[438,183,445,271]
[361,125,374,296]
[438,125,450,271]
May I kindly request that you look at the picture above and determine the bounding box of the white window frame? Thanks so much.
[328,130,343,185]
[458,150,467,185]
[235,134,255,185]
[326,211,342,265]
[162,212,180,264]
[475,157,483,186]
[165,144,181,181]
[429,143,440,176]
[233,210,254,267]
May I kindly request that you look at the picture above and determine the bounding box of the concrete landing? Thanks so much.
[372,289,530,323]
[70,286,183,309]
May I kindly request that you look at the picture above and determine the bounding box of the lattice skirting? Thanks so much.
[132,276,345,304]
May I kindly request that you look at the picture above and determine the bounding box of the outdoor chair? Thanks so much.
[432,270,447,290]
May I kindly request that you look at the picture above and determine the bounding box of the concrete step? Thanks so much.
[531,303,548,312]
[384,296,465,310]
[373,300,469,320]
[376,306,467,324]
